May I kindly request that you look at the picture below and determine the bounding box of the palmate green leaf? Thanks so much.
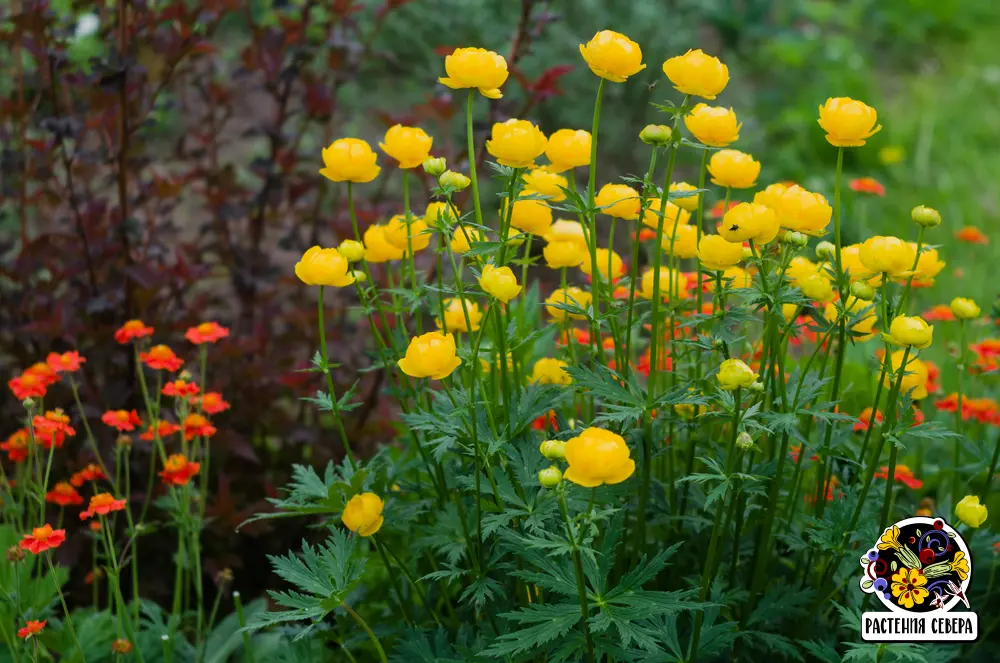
[746,587,815,627]
[606,543,682,598]
[737,630,803,661]
[798,639,840,663]
[590,605,662,653]
[481,602,582,658]
[459,575,503,612]
[391,627,482,663]
[565,363,644,408]
[301,381,362,414]
[238,463,347,528]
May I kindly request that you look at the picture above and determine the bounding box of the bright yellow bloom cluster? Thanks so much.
[669,182,701,211]
[545,287,591,321]
[858,236,916,277]
[379,125,433,169]
[487,120,547,168]
[641,201,690,230]
[754,183,832,235]
[708,150,760,189]
[661,49,728,99]
[523,169,567,201]
[384,214,430,252]
[563,427,636,487]
[884,351,929,399]
[363,225,405,263]
[531,358,572,386]
[450,226,485,254]
[579,31,645,83]
[398,332,461,380]
[595,184,641,219]
[817,97,882,147]
[640,267,688,301]
[719,203,778,244]
[320,138,380,183]
[436,298,483,334]
[884,315,934,349]
[438,47,508,99]
[580,248,623,282]
[685,104,740,147]
[507,197,553,235]
[294,247,355,287]
[479,264,522,302]
[717,358,758,391]
[545,130,591,172]
[697,234,743,272]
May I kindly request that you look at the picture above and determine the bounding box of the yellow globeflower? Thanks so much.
[840,244,873,283]
[440,170,471,190]
[955,495,988,528]
[563,427,636,487]
[579,31,646,83]
[669,182,701,212]
[684,104,741,147]
[640,267,688,301]
[424,201,453,225]
[884,351,929,400]
[716,358,759,391]
[708,149,760,189]
[662,49,729,99]
[753,182,788,212]
[523,169,567,201]
[885,315,934,349]
[545,287,592,321]
[660,224,698,259]
[858,236,916,277]
[720,203,778,244]
[641,201,690,230]
[397,331,461,380]
[799,273,834,303]
[530,358,572,386]
[479,264,522,302]
[486,119,547,168]
[438,47,509,99]
[817,97,882,147]
[580,248,623,282]
[341,493,384,536]
[379,125,433,169]
[544,219,588,246]
[721,266,752,289]
[951,297,981,320]
[907,245,945,287]
[595,184,641,220]
[294,247,356,287]
[545,129,591,172]
[506,197,553,235]
[363,225,405,263]
[436,298,483,333]
[320,138,380,183]
[544,241,587,269]
[450,226,485,254]
[384,214,430,252]
[337,240,366,263]
[767,185,832,235]
[697,234,743,271]
[825,297,876,341]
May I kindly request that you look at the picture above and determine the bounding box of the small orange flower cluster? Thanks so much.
[874,464,923,489]
[7,352,83,401]
[970,339,1000,373]
[934,393,1000,425]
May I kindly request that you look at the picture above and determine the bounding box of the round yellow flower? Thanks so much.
[753,182,787,212]
[436,298,483,333]
[708,149,760,189]
[840,244,872,283]
[384,214,430,252]
[486,119,547,168]
[858,236,916,277]
[661,49,729,99]
[579,31,645,83]
[342,492,384,536]
[762,184,832,235]
[595,184,641,220]
[438,47,508,99]
[669,182,701,212]
[424,201,453,225]
[950,297,981,320]
[825,297,876,342]
[717,358,759,391]
[580,248,623,282]
[684,104,741,147]
[545,129,591,172]
[907,245,945,287]
[885,315,933,349]
[955,495,988,528]
[531,358,572,386]
[320,138,380,183]
[563,427,636,487]
[523,169,567,201]
[721,266,752,290]
[799,273,834,303]
[363,225,405,263]
[505,197,553,236]
[884,351,929,400]
[294,247,356,287]
[697,234,743,271]
[479,264,522,302]
[786,256,820,286]
[379,125,433,169]
[544,241,587,269]
[817,97,882,147]
[545,287,591,321]
[544,219,588,246]
[660,224,698,259]
[720,202,778,244]
[450,226,485,254]
[640,267,688,301]
[641,201,690,230]
[397,331,462,380]
[337,239,366,263]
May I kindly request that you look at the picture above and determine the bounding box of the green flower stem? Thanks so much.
[692,146,709,370]
[584,78,606,366]
[46,556,87,662]
[984,429,1000,499]
[557,490,596,663]
[623,148,659,364]
[689,387,742,663]
[375,536,443,626]
[605,214,625,368]
[856,359,890,466]
[68,375,118,489]
[466,91,484,232]
[347,182,399,356]
[402,170,423,334]
[879,353,915,533]
[342,602,389,663]
[372,537,414,624]
[233,591,256,663]
[897,226,925,314]
[953,319,967,504]
[102,521,146,663]
[317,286,357,470]
[518,234,534,329]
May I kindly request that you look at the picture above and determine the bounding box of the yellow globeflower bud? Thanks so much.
[436,298,483,334]
[422,156,446,176]
[817,97,882,147]
[545,287,591,321]
[351,270,366,283]
[578,30,646,83]
[450,226,484,254]
[815,240,836,261]
[384,214,430,253]
[294,247,355,287]
[362,225,404,263]
[799,273,834,303]
[537,466,563,488]
[438,47,509,99]
[669,182,700,212]
[708,149,760,189]
[955,495,988,528]
[697,234,744,271]
[397,331,461,380]
[544,241,587,269]
[640,267,688,301]
[320,138,380,183]
[595,184,641,220]
[684,104,741,147]
[950,297,981,321]
[885,315,934,349]
[379,125,433,169]
[341,493,384,536]
[716,358,759,391]
[660,224,698,259]
[911,205,941,228]
[545,129,591,172]
[639,124,672,146]
[337,239,366,263]
[858,236,916,277]
[544,219,588,246]
[539,440,567,461]
[523,169,567,201]
[564,427,636,487]
[440,170,471,191]
[850,281,876,302]
[531,358,572,386]
[580,248,623,282]
[506,197,553,235]
[486,119,547,168]
[479,264,522,302]
[720,203,778,244]
[641,201,691,229]
[661,49,729,99]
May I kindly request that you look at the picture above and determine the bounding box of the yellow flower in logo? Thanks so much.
[890,567,928,610]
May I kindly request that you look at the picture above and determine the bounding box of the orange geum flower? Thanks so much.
[159,454,201,486]
[8,372,48,401]
[114,319,155,344]
[922,305,955,322]
[183,413,217,441]
[854,407,884,432]
[32,410,76,449]
[46,481,84,506]
[101,409,142,432]
[140,345,184,372]
[849,177,885,196]
[79,493,127,520]
[19,525,66,554]
[2,428,30,463]
[193,392,230,415]
[18,621,46,640]
[25,362,59,386]
[875,464,924,489]
[70,463,107,487]
[185,322,230,345]
[163,379,200,398]
[140,420,182,441]
[46,351,86,373]
[956,226,988,245]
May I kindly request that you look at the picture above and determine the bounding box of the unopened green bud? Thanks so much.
[815,241,835,261]
[439,170,471,191]
[783,231,808,247]
[850,280,875,302]
[422,157,447,177]
[639,124,673,146]
[539,440,566,461]
[749,380,765,393]
[537,465,563,488]
[911,205,941,228]
[351,270,367,283]
[736,431,755,450]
